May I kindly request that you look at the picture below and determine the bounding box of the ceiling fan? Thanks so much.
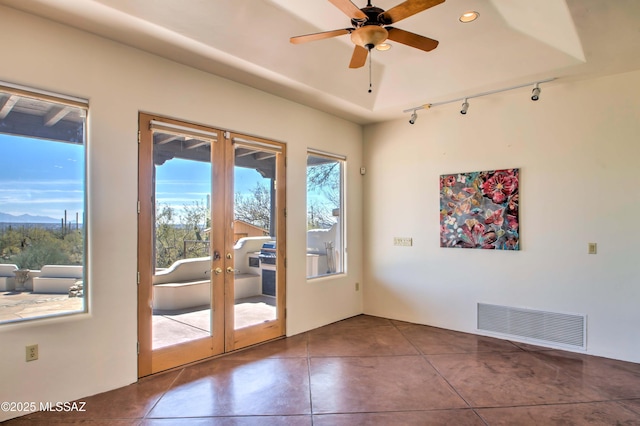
[290,0,445,69]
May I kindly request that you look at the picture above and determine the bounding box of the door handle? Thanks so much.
[214,267,222,275]
[226,267,234,274]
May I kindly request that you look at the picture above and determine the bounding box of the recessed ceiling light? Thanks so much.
[459,11,479,23]
[376,43,392,51]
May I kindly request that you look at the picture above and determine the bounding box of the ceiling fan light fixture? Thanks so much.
[459,11,479,23]
[351,26,389,49]
[375,43,392,51]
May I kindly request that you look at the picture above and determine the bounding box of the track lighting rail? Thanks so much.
[402,77,556,120]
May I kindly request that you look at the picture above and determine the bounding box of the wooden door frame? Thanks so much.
[137,113,225,377]
[137,114,287,376]
[224,133,287,351]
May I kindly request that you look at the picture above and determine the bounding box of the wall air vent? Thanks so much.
[477,303,586,350]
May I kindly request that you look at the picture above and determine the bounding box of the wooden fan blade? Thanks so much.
[386,27,439,51]
[381,0,445,24]
[349,45,369,68]
[329,0,367,20]
[290,28,351,44]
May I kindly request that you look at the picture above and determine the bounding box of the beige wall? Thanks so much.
[0,7,363,421]
[363,70,640,364]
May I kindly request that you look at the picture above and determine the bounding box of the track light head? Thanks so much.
[460,99,469,115]
[531,84,541,101]
[409,110,418,125]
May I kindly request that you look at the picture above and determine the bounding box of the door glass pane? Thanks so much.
[151,130,213,349]
[233,144,277,329]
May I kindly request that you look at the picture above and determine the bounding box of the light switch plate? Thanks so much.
[394,237,413,246]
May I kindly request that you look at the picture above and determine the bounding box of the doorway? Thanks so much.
[137,114,286,376]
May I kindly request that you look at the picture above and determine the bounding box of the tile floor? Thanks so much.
[6,315,640,425]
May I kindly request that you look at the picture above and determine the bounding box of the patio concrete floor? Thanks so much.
[0,291,83,322]
[153,295,276,349]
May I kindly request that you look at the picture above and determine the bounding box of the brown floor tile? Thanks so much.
[389,318,416,326]
[530,350,640,399]
[313,315,394,331]
[396,323,521,355]
[309,325,418,357]
[141,415,312,425]
[309,355,468,413]
[224,333,308,361]
[509,340,557,352]
[313,409,486,425]
[10,370,180,423]
[477,401,640,425]
[427,351,604,407]
[147,357,311,417]
[618,399,640,415]
[6,315,640,424]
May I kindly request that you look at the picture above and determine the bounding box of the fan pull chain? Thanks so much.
[368,48,373,93]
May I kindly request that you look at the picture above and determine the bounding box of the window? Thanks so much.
[0,82,87,324]
[306,150,345,278]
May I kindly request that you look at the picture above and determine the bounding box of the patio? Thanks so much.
[153,295,276,349]
[0,291,276,348]
[0,291,83,322]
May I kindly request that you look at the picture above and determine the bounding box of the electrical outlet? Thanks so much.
[394,237,413,246]
[355,282,360,291]
[588,242,597,254]
[26,344,38,362]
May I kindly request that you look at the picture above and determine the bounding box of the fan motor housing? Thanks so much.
[351,6,388,27]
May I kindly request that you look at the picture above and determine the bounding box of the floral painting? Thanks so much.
[440,168,519,250]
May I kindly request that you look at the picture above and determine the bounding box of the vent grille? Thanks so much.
[478,303,586,349]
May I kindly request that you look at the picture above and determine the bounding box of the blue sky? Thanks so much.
[0,133,268,221]
[156,157,268,214]
[0,134,84,220]
[1,133,336,225]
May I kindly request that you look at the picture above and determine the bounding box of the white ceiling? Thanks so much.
[2,0,640,124]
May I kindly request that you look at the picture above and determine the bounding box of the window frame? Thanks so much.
[306,148,346,279]
[0,82,89,324]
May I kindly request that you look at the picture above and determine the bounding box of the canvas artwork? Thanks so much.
[440,168,519,250]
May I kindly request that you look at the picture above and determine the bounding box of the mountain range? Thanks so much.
[0,212,58,223]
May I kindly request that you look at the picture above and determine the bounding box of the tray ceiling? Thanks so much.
[2,0,639,124]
